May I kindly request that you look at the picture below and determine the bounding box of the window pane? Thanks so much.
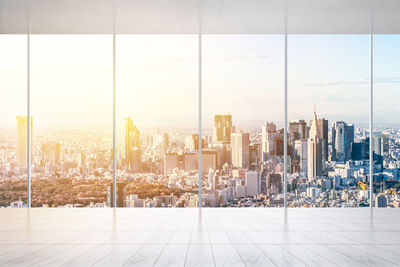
[31,35,113,208]
[288,35,370,207]
[374,35,400,208]
[203,35,284,207]
[0,35,27,207]
[117,35,197,207]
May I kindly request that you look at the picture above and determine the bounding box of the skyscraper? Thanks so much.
[294,139,308,174]
[307,110,323,181]
[120,117,140,172]
[289,120,307,152]
[373,134,389,157]
[261,122,278,161]
[213,114,232,144]
[309,108,328,160]
[332,121,354,162]
[16,116,32,168]
[231,132,249,168]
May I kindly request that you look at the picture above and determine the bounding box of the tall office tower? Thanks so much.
[16,116,32,168]
[273,131,284,156]
[289,120,307,154]
[331,121,354,162]
[309,109,328,160]
[294,139,308,174]
[120,117,140,172]
[307,111,324,181]
[213,114,232,144]
[261,122,277,161]
[248,142,261,168]
[41,142,61,166]
[231,132,250,168]
[245,171,261,196]
[373,134,389,157]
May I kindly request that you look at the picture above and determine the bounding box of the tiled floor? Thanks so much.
[0,208,399,266]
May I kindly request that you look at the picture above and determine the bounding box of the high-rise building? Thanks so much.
[213,114,232,144]
[187,134,204,151]
[16,116,32,168]
[289,120,307,154]
[245,171,260,196]
[160,133,169,156]
[249,142,261,168]
[332,121,354,162]
[307,110,323,181]
[373,134,389,157]
[201,148,219,173]
[120,117,140,172]
[309,110,328,160]
[294,139,308,174]
[261,122,278,161]
[231,132,249,168]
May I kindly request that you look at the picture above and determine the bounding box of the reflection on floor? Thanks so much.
[0,208,399,266]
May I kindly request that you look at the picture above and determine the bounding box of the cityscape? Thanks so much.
[1,109,400,208]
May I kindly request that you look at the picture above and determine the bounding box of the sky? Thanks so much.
[0,34,400,131]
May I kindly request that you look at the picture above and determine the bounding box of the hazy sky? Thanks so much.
[1,34,399,131]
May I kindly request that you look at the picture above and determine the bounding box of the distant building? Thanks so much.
[120,117,140,172]
[201,148,219,173]
[332,121,354,162]
[164,153,178,174]
[249,142,261,168]
[373,134,389,158]
[308,110,324,181]
[294,139,308,174]
[309,109,328,161]
[351,139,369,160]
[245,171,261,196]
[289,120,307,155]
[231,132,250,168]
[213,114,232,144]
[16,116,33,168]
[261,122,277,161]
[126,194,145,208]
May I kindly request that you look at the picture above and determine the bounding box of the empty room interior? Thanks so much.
[1,0,400,266]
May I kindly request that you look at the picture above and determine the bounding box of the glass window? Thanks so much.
[0,35,27,207]
[31,35,113,208]
[288,35,370,207]
[203,35,284,207]
[374,35,400,208]
[117,35,198,208]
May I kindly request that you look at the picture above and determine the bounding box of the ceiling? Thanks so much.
[0,0,398,34]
